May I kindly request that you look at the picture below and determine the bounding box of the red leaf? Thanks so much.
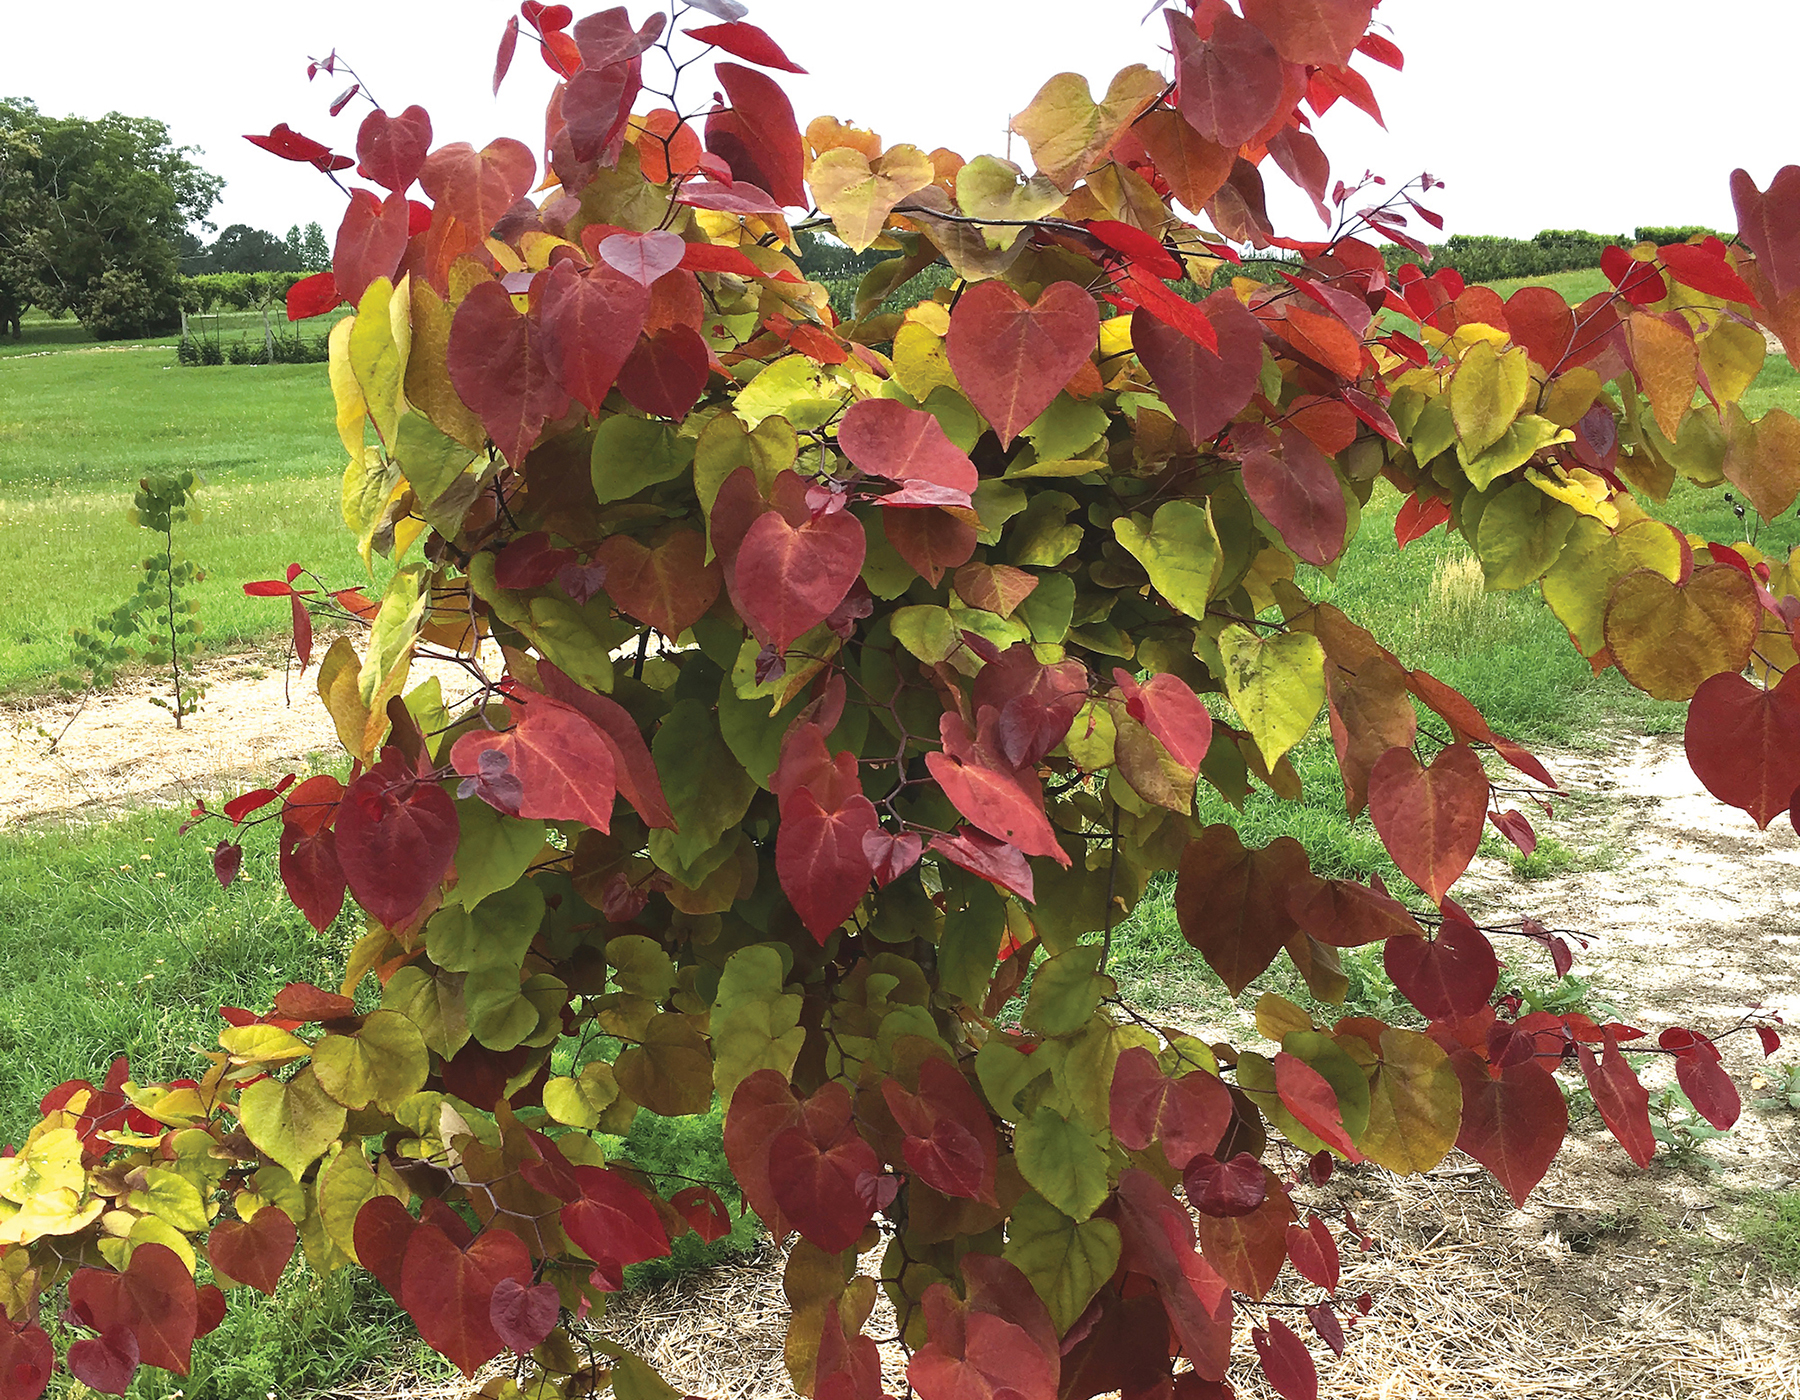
[1131,290,1264,447]
[1240,427,1347,566]
[882,1058,999,1204]
[539,261,651,414]
[279,823,346,932]
[1111,1169,1234,1382]
[1117,267,1220,353]
[563,58,643,163]
[285,270,342,321]
[839,398,977,505]
[400,1224,532,1377]
[1307,1300,1347,1356]
[1731,166,1800,303]
[927,828,1036,903]
[356,104,432,193]
[1384,905,1498,1020]
[1182,1151,1269,1217]
[883,507,977,586]
[686,20,807,72]
[863,827,923,886]
[210,841,242,888]
[447,279,572,465]
[1600,245,1666,306]
[1194,1168,1296,1298]
[534,663,674,828]
[1488,807,1537,857]
[757,1081,880,1253]
[522,1,572,32]
[733,499,866,650]
[419,139,536,235]
[493,15,521,94]
[1109,1046,1233,1168]
[488,1277,560,1354]
[777,781,878,942]
[595,529,720,638]
[0,1317,54,1400]
[670,1185,732,1242]
[1367,743,1488,902]
[1086,220,1183,281]
[273,982,356,1021]
[571,7,664,67]
[1168,10,1285,148]
[1289,874,1422,948]
[1175,826,1314,995]
[909,1256,1062,1400]
[224,787,282,823]
[674,180,785,214]
[67,1327,138,1396]
[208,1207,297,1295]
[1356,32,1404,67]
[926,712,1067,862]
[616,324,711,419]
[1578,1033,1656,1168]
[1503,285,1576,371]
[1684,668,1800,829]
[1116,670,1214,775]
[679,241,765,278]
[335,753,459,929]
[353,1196,418,1302]
[598,229,687,287]
[706,62,807,208]
[451,689,619,831]
[1284,1215,1340,1292]
[1242,0,1375,67]
[947,280,1100,448]
[1253,1318,1319,1400]
[67,1244,197,1377]
[1451,1052,1567,1207]
[243,123,335,164]
[559,1166,671,1288]
[1759,1026,1783,1057]
[1676,1054,1742,1131]
[290,590,314,670]
[1275,1051,1360,1159]
[333,188,410,307]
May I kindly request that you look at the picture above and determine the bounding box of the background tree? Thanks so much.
[0,97,221,338]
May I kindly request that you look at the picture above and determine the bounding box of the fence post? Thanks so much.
[262,305,274,364]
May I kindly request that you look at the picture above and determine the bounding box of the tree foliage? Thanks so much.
[0,98,221,338]
[2,5,1796,1399]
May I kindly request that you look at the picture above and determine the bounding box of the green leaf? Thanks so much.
[591,416,697,504]
[1014,1105,1110,1222]
[238,1068,347,1183]
[358,561,428,710]
[1449,340,1531,458]
[447,800,546,912]
[393,413,480,507]
[1218,623,1325,769]
[1020,945,1116,1037]
[1003,1190,1122,1332]
[381,965,471,1059]
[425,880,545,974]
[1008,491,1084,568]
[1457,414,1571,491]
[1476,480,1578,590]
[310,1010,429,1113]
[1112,500,1222,618]
[890,605,962,665]
[710,945,805,1106]
[653,699,758,869]
[1357,1027,1462,1174]
[1022,393,1110,462]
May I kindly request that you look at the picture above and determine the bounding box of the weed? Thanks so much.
[1649,1084,1733,1161]
[1739,1190,1800,1277]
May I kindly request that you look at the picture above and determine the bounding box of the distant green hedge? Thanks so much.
[178,270,312,313]
[1381,226,1725,284]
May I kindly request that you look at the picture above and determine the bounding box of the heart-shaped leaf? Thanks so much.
[1684,666,1800,828]
[447,280,572,466]
[332,189,410,306]
[733,499,866,650]
[1605,564,1758,702]
[335,753,459,928]
[539,261,650,415]
[946,280,1100,448]
[598,229,687,287]
[418,138,536,234]
[208,1206,297,1295]
[356,104,432,193]
[1131,291,1265,446]
[399,1223,533,1377]
[488,1277,560,1354]
[1367,743,1488,904]
[450,689,618,832]
[1383,905,1498,1019]
[595,528,721,638]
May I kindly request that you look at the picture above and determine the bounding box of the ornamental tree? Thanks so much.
[3,3,1796,1398]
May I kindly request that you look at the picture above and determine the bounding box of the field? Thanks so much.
[4,273,1800,1395]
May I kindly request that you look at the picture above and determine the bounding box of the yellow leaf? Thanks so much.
[1542,516,1683,655]
[1724,404,1800,522]
[348,277,404,449]
[807,144,934,253]
[1218,624,1326,769]
[1699,318,1766,403]
[406,281,486,448]
[327,315,367,459]
[1009,65,1165,190]
[891,321,957,403]
[316,636,371,759]
[1523,463,1618,526]
[1448,340,1531,458]
[1625,311,1699,441]
[1539,367,1604,428]
[805,116,882,162]
[954,155,1065,249]
[1604,563,1759,700]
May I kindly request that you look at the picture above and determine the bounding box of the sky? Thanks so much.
[4,0,1798,247]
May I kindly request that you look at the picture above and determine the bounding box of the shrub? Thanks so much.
[3,8,1793,1400]
[78,263,181,339]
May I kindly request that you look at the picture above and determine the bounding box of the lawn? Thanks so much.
[0,331,377,695]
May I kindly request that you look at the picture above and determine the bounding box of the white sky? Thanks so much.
[5,0,1798,245]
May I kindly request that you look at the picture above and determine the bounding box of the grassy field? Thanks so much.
[0,321,377,695]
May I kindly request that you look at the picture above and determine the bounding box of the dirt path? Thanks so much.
[7,662,1799,1396]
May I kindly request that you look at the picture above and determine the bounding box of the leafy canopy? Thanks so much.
[0,5,1793,1400]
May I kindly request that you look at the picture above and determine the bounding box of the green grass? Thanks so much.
[1482,267,1613,304]
[0,341,381,695]
[1740,1190,1800,1277]
[2,307,347,361]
